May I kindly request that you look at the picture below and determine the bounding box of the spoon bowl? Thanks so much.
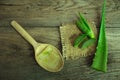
[34,43,64,72]
[11,20,64,72]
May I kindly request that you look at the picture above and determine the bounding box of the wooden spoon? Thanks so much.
[11,20,64,72]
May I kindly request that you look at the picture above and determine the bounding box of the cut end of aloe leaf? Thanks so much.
[91,63,107,72]
[88,32,95,39]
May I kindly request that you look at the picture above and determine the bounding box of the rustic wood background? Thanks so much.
[0,0,120,80]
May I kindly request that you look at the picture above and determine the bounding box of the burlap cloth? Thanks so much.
[60,21,98,60]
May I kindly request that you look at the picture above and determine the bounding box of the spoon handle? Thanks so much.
[11,20,38,48]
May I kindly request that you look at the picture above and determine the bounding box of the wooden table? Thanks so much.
[0,0,120,80]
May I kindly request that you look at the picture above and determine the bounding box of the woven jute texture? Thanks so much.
[60,21,98,60]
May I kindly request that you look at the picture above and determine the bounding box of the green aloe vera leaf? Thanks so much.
[79,13,91,30]
[91,0,108,72]
[81,38,96,49]
[76,21,89,34]
[77,13,95,38]
[73,34,87,48]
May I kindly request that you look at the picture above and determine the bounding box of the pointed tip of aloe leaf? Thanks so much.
[79,12,83,16]
[79,13,83,19]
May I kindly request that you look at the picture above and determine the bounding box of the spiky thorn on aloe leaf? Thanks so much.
[91,0,108,72]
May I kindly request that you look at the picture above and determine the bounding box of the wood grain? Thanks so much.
[0,0,120,80]
[0,0,120,27]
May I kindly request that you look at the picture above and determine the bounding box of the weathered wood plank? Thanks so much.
[0,0,119,10]
[0,15,120,28]
[0,0,120,27]
[0,0,120,80]
[0,50,120,80]
[0,26,120,80]
[0,27,119,51]
[0,27,60,48]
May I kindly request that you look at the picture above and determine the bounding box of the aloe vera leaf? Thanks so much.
[73,34,87,48]
[76,15,89,35]
[79,13,91,30]
[76,21,89,34]
[77,13,95,38]
[91,0,108,72]
[81,38,96,49]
